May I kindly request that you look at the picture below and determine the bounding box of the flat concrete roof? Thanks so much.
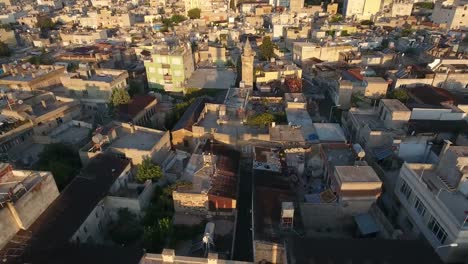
[313,123,346,143]
[381,99,410,112]
[111,128,163,151]
[51,126,91,145]
[335,166,381,183]
[186,69,236,89]
[286,108,313,126]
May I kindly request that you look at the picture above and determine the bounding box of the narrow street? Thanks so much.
[232,159,253,262]
[302,75,336,122]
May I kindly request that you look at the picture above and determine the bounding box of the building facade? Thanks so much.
[144,42,195,92]
[395,144,468,263]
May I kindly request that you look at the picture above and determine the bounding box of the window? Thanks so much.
[414,197,426,217]
[428,216,448,244]
[400,180,412,200]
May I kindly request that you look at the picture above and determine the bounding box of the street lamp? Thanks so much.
[329,105,341,122]
[436,243,458,251]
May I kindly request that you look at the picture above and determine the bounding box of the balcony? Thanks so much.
[163,74,172,81]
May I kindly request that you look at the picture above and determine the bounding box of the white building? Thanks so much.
[395,142,468,263]
[431,0,468,30]
[343,0,382,20]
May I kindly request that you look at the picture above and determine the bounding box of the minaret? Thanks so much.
[241,38,255,87]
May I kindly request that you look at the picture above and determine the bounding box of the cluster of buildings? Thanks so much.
[0,0,467,263]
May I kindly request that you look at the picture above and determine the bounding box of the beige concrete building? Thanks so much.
[0,164,59,249]
[293,42,357,65]
[256,59,302,84]
[431,0,468,30]
[344,0,382,20]
[77,9,135,29]
[0,28,16,47]
[60,29,108,46]
[289,0,304,12]
[343,99,410,149]
[390,0,414,17]
[196,44,227,65]
[0,92,81,137]
[0,64,65,92]
[327,2,339,15]
[79,122,171,166]
[59,67,129,106]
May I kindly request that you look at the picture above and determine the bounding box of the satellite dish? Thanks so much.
[92,133,104,144]
[17,100,23,104]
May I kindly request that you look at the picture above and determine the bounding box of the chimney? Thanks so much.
[207,253,218,264]
[161,249,175,263]
[440,140,452,159]
[41,100,47,109]
[129,123,135,134]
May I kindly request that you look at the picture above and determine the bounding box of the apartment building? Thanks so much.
[343,0,382,20]
[255,59,302,84]
[0,28,17,47]
[144,42,195,92]
[77,9,135,28]
[37,0,63,9]
[431,0,468,30]
[79,121,171,165]
[60,29,108,46]
[395,143,468,262]
[183,0,226,16]
[59,66,129,106]
[0,64,65,92]
[293,42,357,65]
[343,99,410,149]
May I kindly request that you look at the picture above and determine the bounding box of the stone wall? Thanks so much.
[172,191,208,215]
[254,241,285,264]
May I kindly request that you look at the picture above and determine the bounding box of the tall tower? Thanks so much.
[241,38,255,87]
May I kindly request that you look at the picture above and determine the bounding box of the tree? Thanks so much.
[67,62,78,72]
[171,14,186,24]
[389,89,409,103]
[187,8,201,19]
[36,16,55,30]
[329,14,343,23]
[136,158,163,183]
[0,41,11,57]
[128,80,142,96]
[109,208,142,245]
[246,113,275,126]
[111,88,131,107]
[285,78,302,93]
[259,36,274,61]
[143,217,172,252]
[36,143,82,190]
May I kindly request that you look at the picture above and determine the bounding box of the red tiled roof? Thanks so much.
[409,85,456,106]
